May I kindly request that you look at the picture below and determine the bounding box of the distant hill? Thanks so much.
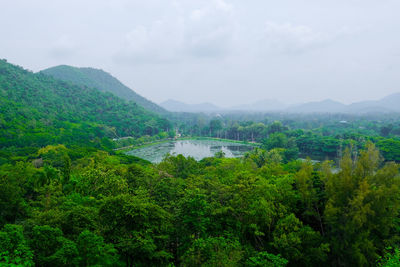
[161,94,400,114]
[160,99,221,113]
[347,93,400,113]
[160,99,286,113]
[41,65,167,114]
[379,93,400,111]
[287,99,347,113]
[285,94,400,114]
[231,99,286,111]
[0,59,171,148]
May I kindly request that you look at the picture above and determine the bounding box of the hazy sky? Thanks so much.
[1,0,399,107]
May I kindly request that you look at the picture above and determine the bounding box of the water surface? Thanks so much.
[126,139,254,163]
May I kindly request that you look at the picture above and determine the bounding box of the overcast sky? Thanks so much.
[1,0,399,107]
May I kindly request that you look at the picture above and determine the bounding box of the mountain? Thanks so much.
[0,59,171,148]
[160,94,400,114]
[284,94,400,114]
[230,99,286,111]
[41,65,167,114]
[287,99,347,113]
[160,99,221,113]
[347,93,400,113]
[379,93,400,111]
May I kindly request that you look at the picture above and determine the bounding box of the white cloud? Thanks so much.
[115,19,184,64]
[260,22,335,54]
[214,0,233,13]
[114,0,235,64]
[185,0,234,58]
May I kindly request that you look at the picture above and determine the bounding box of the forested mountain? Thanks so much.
[0,59,171,149]
[42,65,168,114]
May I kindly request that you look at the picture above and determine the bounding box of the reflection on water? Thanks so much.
[126,139,254,163]
[171,141,213,159]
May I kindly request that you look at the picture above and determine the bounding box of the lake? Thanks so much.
[126,139,255,163]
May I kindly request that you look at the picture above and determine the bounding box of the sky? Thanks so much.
[1,0,400,107]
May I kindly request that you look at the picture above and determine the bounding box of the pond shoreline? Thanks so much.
[123,138,257,163]
[115,137,261,153]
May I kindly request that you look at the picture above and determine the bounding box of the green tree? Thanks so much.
[246,251,288,267]
[209,119,223,137]
[29,225,78,266]
[323,143,400,265]
[267,121,287,135]
[272,214,328,266]
[0,224,33,266]
[181,237,243,267]
[0,162,32,226]
[377,247,400,267]
[76,230,120,266]
[99,193,172,266]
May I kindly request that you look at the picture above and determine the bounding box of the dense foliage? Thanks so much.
[0,60,172,150]
[42,65,168,115]
[1,143,399,266]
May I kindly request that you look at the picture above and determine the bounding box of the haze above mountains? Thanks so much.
[40,63,400,115]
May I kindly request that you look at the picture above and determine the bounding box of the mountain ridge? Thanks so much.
[0,59,171,148]
[230,99,287,111]
[161,93,400,114]
[41,65,168,115]
[160,99,221,113]
[40,64,400,114]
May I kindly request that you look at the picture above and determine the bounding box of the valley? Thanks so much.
[2,1,399,265]
[1,59,400,266]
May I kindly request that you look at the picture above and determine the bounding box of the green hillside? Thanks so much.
[0,59,171,149]
[41,65,168,114]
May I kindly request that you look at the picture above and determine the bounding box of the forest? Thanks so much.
[1,59,400,266]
